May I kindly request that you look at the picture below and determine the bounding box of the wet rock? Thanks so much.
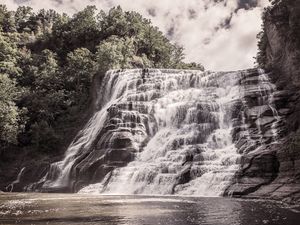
[23,64,299,202]
[110,136,133,149]
[105,149,134,163]
[278,108,292,116]
[177,166,191,185]
[224,152,280,196]
[8,162,50,192]
[255,116,276,127]
[245,106,273,117]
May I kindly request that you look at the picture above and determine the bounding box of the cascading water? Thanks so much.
[79,70,242,196]
[30,68,283,196]
[38,70,150,191]
[6,167,26,192]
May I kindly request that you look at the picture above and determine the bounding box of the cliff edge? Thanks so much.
[225,0,300,203]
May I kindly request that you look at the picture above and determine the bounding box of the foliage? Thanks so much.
[0,73,25,146]
[0,32,22,77]
[64,48,96,107]
[95,36,135,72]
[256,11,268,69]
[0,5,16,33]
[0,4,204,153]
[256,0,300,69]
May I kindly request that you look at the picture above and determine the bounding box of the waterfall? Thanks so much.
[75,69,245,196]
[6,167,26,192]
[33,68,282,196]
[40,70,148,191]
[79,70,241,196]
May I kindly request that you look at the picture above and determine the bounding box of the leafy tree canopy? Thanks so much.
[0,4,204,154]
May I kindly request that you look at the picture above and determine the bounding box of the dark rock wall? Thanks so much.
[257,0,300,202]
[4,1,300,201]
[225,0,300,202]
[264,0,300,87]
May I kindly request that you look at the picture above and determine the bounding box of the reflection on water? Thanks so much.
[0,193,299,225]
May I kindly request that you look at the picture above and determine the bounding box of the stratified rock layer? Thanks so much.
[33,69,246,194]
[5,63,295,202]
[226,0,300,202]
[20,67,287,197]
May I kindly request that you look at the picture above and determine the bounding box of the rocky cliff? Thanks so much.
[225,0,300,203]
[4,0,300,203]
[16,67,284,197]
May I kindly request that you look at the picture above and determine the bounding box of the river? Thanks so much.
[0,193,299,225]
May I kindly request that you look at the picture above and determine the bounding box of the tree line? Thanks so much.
[0,5,204,155]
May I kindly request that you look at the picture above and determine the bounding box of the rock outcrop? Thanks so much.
[10,65,299,201]
[225,0,300,203]
[5,1,300,202]
[21,67,286,197]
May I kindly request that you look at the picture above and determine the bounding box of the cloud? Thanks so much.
[1,0,19,9]
[2,0,270,71]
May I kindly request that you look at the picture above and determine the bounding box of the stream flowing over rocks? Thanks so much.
[17,68,297,199]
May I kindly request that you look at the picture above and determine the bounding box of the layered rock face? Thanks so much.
[224,70,299,200]
[27,69,243,193]
[6,1,300,201]
[263,0,300,87]
[231,0,300,202]
[20,67,286,197]
[80,69,244,195]
[6,61,296,201]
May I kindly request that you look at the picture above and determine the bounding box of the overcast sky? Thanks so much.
[1,0,270,71]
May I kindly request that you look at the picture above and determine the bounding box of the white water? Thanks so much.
[6,167,26,192]
[42,70,148,189]
[257,70,282,143]
[37,68,282,196]
[79,69,243,196]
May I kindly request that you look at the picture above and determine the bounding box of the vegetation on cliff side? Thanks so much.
[0,5,204,156]
[256,0,300,69]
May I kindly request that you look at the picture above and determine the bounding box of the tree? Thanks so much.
[98,6,130,38]
[29,120,58,152]
[0,73,25,147]
[0,4,205,157]
[95,36,135,73]
[32,9,60,35]
[0,32,22,78]
[64,48,96,106]
[0,5,16,33]
[32,49,61,91]
[50,6,98,56]
[15,6,34,33]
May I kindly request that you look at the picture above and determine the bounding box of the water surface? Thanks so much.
[0,193,299,225]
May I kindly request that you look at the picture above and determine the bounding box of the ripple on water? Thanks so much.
[0,193,299,225]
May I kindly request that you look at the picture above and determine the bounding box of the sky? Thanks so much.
[1,0,270,71]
